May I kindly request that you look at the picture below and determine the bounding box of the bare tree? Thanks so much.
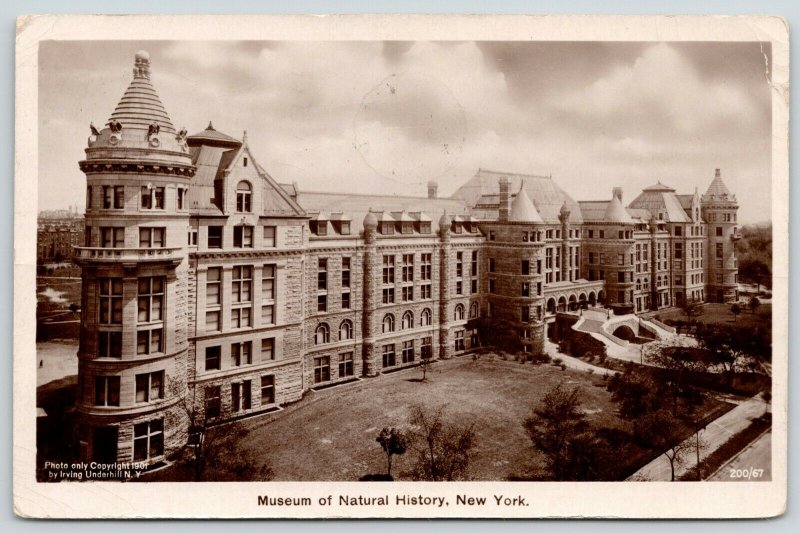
[375,427,409,478]
[408,404,476,481]
[167,379,273,481]
[418,350,434,382]
[681,297,704,325]
[634,410,698,481]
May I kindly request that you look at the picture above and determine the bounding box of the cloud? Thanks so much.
[37,40,772,223]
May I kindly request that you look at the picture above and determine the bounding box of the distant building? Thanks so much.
[72,51,740,466]
[37,210,84,263]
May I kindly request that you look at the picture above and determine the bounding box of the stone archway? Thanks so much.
[588,291,596,306]
[546,298,556,315]
[557,296,567,312]
[598,290,606,305]
[578,293,587,309]
[568,294,578,311]
[613,325,637,342]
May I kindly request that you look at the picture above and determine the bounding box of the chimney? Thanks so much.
[427,180,438,199]
[715,168,721,178]
[499,177,510,222]
[612,187,623,202]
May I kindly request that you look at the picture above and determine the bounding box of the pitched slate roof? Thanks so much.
[187,122,242,149]
[509,185,544,223]
[108,51,176,135]
[451,168,583,224]
[628,182,692,223]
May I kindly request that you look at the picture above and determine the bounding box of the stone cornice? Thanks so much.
[79,160,196,177]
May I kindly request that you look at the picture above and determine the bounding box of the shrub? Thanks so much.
[560,364,567,371]
[553,357,563,365]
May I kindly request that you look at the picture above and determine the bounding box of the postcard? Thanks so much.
[14,14,788,518]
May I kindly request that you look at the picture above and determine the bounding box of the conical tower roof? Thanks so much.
[509,184,544,223]
[108,50,176,134]
[603,192,634,224]
[703,168,732,199]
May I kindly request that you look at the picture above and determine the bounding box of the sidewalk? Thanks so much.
[629,394,767,481]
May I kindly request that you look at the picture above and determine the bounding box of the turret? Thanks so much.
[701,168,739,303]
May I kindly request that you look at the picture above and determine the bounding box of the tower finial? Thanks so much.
[133,50,151,80]
[243,130,248,143]
[715,168,721,178]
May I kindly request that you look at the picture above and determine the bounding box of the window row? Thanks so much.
[204,338,276,371]
[92,370,164,407]
[205,225,277,249]
[313,352,355,384]
[204,374,276,420]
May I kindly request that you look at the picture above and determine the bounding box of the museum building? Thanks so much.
[72,52,740,465]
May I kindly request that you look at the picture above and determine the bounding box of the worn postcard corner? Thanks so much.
[13,13,788,520]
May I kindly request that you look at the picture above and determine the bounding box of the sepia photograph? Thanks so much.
[15,14,789,519]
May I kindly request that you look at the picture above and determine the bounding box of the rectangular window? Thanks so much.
[520,306,529,322]
[231,341,252,366]
[471,279,478,294]
[231,307,251,328]
[139,227,165,248]
[102,185,124,209]
[177,187,186,210]
[135,371,164,403]
[261,265,275,300]
[402,340,415,363]
[421,336,432,357]
[341,291,351,309]
[232,266,252,303]
[617,271,626,283]
[382,288,395,304]
[419,254,433,281]
[262,338,275,360]
[338,352,354,377]
[86,186,93,209]
[454,330,465,352]
[521,260,530,275]
[99,278,123,324]
[98,331,122,358]
[674,226,682,236]
[341,257,351,288]
[314,356,331,384]
[154,187,164,209]
[138,277,164,323]
[94,376,120,406]
[263,226,277,247]
[233,226,253,248]
[716,243,724,258]
[455,281,463,295]
[231,380,252,412]
[456,252,463,278]
[382,344,396,368]
[675,243,683,259]
[317,294,327,312]
[100,227,125,248]
[420,284,432,300]
[207,226,223,248]
[133,419,164,461]
[402,254,414,282]
[402,286,414,302]
[382,255,395,284]
[205,386,221,418]
[188,227,198,246]
[317,258,328,290]
[136,328,163,355]
[205,346,221,371]
[205,311,220,332]
[618,254,624,266]
[489,278,496,293]
[260,376,275,405]
[488,258,495,273]
[521,282,530,297]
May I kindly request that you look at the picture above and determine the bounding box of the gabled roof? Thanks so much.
[676,194,695,209]
[628,182,692,223]
[451,168,583,224]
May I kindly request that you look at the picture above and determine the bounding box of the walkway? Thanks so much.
[629,394,768,481]
[707,430,771,482]
[543,340,614,376]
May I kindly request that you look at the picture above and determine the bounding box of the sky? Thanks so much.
[38,40,772,223]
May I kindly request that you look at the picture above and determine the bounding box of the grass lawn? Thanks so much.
[654,303,771,330]
[160,354,733,482]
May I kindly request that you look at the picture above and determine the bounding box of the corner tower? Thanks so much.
[701,168,740,303]
[74,51,195,466]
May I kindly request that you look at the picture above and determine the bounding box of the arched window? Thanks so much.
[469,302,479,318]
[382,314,394,333]
[339,320,353,341]
[236,181,252,212]
[454,304,465,321]
[420,308,432,326]
[402,311,414,330]
[315,323,330,345]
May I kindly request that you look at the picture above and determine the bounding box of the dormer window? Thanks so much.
[311,220,328,236]
[381,222,394,235]
[236,181,252,212]
[451,222,463,234]
[420,222,431,234]
[339,221,350,235]
[401,221,413,234]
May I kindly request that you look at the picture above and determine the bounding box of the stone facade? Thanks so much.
[73,52,741,468]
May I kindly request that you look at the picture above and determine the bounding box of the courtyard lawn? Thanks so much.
[166,354,733,482]
[653,303,771,330]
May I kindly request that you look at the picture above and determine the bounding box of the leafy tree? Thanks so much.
[681,297,704,324]
[695,324,771,375]
[419,350,434,381]
[633,409,697,481]
[408,404,476,481]
[523,383,602,480]
[375,427,409,478]
[606,370,661,419]
[730,303,742,322]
